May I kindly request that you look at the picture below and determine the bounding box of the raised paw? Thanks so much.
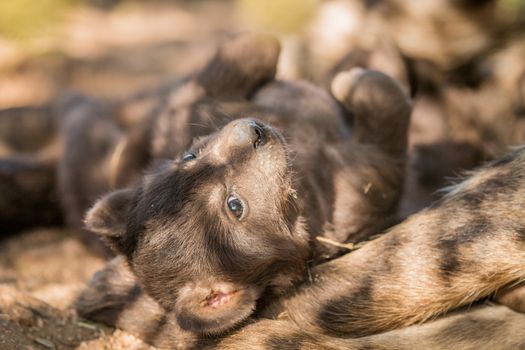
[196,32,280,100]
[331,68,412,160]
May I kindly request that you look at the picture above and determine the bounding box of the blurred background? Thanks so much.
[1,0,525,348]
[4,0,525,217]
[0,0,322,107]
[2,0,522,105]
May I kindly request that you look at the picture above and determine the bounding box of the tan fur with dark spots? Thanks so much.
[271,147,525,337]
[217,305,525,350]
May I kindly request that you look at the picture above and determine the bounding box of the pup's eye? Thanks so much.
[182,152,197,162]
[227,195,244,219]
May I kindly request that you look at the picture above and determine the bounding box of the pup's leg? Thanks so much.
[317,70,411,248]
[331,68,412,161]
[196,32,280,100]
[76,256,207,349]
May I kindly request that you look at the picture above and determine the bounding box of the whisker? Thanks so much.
[217,108,235,125]
[185,122,211,128]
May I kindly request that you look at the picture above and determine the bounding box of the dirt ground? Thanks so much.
[0,228,158,349]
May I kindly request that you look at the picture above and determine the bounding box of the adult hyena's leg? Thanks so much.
[217,305,525,350]
[278,147,525,337]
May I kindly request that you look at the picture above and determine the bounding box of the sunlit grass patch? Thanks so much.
[0,0,78,40]
[236,0,320,33]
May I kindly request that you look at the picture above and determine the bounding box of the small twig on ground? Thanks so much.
[34,337,55,349]
[315,236,355,250]
[77,321,99,331]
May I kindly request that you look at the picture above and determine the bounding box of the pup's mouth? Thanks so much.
[175,282,260,335]
[203,289,239,308]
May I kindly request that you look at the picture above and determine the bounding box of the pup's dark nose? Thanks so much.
[231,120,266,149]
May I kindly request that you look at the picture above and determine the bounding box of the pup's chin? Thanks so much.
[174,281,260,335]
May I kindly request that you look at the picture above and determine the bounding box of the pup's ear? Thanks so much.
[196,32,280,100]
[84,188,135,254]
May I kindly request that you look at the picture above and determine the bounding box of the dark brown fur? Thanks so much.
[76,32,411,339]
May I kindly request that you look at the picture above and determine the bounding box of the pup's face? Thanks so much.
[86,118,310,335]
